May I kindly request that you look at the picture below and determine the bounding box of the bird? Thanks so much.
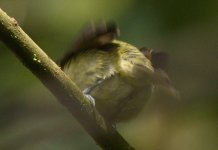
[60,22,177,123]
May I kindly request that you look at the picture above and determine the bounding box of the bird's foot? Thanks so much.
[84,93,95,107]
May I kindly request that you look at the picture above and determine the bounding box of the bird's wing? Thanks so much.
[60,22,120,68]
[139,47,180,99]
[139,47,168,71]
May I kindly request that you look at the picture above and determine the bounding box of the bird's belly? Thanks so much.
[63,48,153,122]
[90,74,152,122]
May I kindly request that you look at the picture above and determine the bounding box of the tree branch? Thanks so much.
[0,8,134,150]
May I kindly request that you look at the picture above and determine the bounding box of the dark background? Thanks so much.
[0,0,218,150]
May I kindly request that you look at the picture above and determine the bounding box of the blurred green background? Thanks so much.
[0,0,218,150]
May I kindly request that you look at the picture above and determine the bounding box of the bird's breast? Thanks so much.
[62,40,154,122]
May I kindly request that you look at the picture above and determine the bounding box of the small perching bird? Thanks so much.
[60,22,177,123]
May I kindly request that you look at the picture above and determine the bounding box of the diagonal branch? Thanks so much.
[0,8,134,150]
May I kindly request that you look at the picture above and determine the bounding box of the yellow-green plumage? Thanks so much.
[63,40,154,122]
[61,22,179,123]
